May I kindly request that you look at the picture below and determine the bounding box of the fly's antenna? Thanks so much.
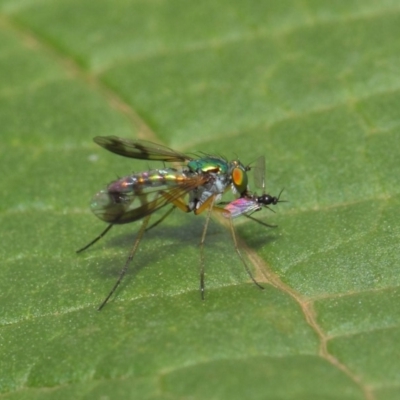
[245,157,259,171]
[276,188,287,204]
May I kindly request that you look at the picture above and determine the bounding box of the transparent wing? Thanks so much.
[253,156,266,191]
[91,174,207,224]
[94,136,192,162]
[223,198,260,218]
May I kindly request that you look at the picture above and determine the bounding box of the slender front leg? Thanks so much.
[98,215,151,310]
[76,224,114,253]
[197,195,217,300]
[214,206,264,290]
[145,206,176,232]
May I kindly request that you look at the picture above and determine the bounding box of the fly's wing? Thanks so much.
[253,155,266,191]
[91,174,207,224]
[94,136,192,162]
[223,197,260,218]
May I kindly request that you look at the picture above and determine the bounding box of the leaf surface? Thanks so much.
[0,1,400,399]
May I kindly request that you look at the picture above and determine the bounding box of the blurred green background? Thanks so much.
[0,1,399,399]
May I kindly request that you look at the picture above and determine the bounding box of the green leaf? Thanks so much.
[1,1,400,399]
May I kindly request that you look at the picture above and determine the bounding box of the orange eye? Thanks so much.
[233,167,244,185]
[232,167,248,194]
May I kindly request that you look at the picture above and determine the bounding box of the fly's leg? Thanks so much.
[145,206,176,233]
[244,214,277,228]
[215,207,264,290]
[98,215,151,310]
[159,191,191,212]
[76,224,114,253]
[194,195,218,300]
[162,192,216,299]
[145,191,192,232]
[146,190,193,232]
[78,191,187,253]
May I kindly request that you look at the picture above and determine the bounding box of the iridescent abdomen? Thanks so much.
[107,169,187,194]
[91,169,189,223]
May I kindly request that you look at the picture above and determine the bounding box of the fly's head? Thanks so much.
[229,160,249,195]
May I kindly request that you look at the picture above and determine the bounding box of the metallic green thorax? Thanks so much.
[187,157,229,174]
